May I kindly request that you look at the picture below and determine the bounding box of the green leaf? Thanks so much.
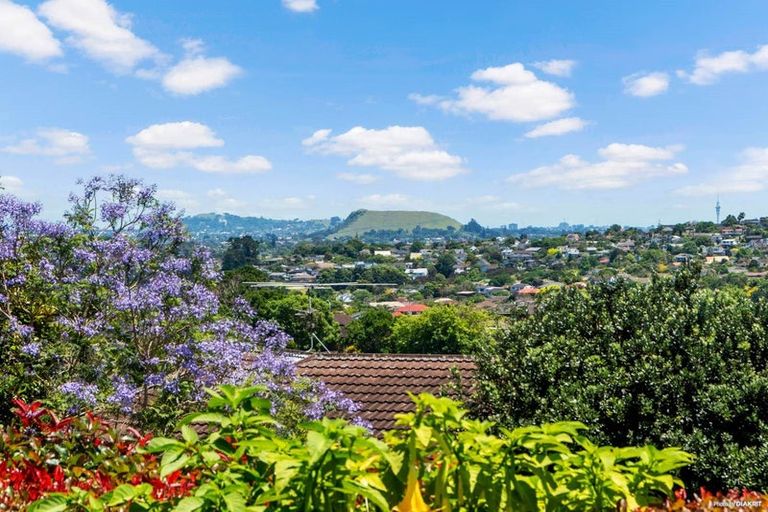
[146,437,184,452]
[106,483,152,506]
[27,495,70,512]
[173,496,205,512]
[182,412,229,425]
[181,424,199,444]
[223,491,248,511]
[161,452,191,478]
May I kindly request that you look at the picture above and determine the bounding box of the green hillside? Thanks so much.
[329,209,463,239]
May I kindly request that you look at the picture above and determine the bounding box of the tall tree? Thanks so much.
[222,235,260,271]
[476,266,768,489]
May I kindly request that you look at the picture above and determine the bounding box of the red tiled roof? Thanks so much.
[296,353,476,432]
[393,304,429,316]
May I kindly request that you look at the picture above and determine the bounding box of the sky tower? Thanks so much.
[716,196,721,224]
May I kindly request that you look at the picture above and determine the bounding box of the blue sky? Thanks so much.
[2,0,768,226]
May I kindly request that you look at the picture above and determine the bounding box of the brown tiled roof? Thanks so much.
[296,353,476,432]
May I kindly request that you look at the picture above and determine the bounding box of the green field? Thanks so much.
[329,209,463,239]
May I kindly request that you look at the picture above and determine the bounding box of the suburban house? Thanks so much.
[405,267,429,279]
[393,303,429,317]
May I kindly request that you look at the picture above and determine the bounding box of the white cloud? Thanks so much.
[413,63,575,122]
[679,44,768,85]
[38,0,160,74]
[303,125,466,181]
[282,0,318,12]
[2,128,90,164]
[0,0,62,61]
[0,175,24,194]
[127,121,271,174]
[301,128,332,146]
[126,121,223,149]
[598,143,682,161]
[357,193,412,208]
[524,117,586,138]
[508,143,687,190]
[677,147,768,196]
[533,59,576,77]
[337,172,378,184]
[623,72,669,97]
[259,195,315,210]
[162,45,242,95]
[464,195,522,211]
[206,188,247,213]
[156,189,198,211]
[408,93,443,105]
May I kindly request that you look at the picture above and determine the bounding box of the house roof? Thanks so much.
[393,303,429,316]
[296,353,476,432]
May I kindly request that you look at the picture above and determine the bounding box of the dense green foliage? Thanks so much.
[24,386,692,511]
[258,292,340,350]
[390,305,493,354]
[345,307,395,353]
[221,235,260,271]
[477,266,768,489]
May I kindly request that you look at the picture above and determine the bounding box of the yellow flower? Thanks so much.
[395,464,430,512]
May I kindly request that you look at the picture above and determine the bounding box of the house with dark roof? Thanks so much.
[296,353,476,432]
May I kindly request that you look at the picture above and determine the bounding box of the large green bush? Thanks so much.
[476,266,768,489]
[21,385,691,511]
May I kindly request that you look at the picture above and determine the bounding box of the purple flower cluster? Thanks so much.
[2,174,363,427]
[20,342,41,357]
[59,381,98,408]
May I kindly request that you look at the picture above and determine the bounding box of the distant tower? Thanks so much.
[715,196,721,224]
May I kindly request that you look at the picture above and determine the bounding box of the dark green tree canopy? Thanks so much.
[221,235,260,271]
[476,266,768,489]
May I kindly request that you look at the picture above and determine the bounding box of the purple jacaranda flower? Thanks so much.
[20,342,41,357]
[59,381,98,407]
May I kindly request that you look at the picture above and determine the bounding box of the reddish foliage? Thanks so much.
[0,398,197,509]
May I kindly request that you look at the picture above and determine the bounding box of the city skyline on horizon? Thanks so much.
[3,1,768,226]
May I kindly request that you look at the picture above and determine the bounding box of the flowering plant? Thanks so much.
[0,175,357,430]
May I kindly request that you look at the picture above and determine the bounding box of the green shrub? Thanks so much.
[477,266,768,489]
[25,385,692,511]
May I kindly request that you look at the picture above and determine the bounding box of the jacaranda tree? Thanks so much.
[0,175,358,430]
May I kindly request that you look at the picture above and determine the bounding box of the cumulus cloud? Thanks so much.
[0,175,24,194]
[679,44,768,85]
[206,188,247,212]
[282,0,318,12]
[38,0,160,74]
[2,128,90,164]
[677,147,768,196]
[623,72,669,97]
[127,121,271,174]
[507,143,687,190]
[533,59,576,77]
[524,117,586,138]
[356,193,412,208]
[463,195,522,211]
[162,39,242,95]
[0,0,62,61]
[303,125,466,181]
[337,172,378,184]
[259,195,315,211]
[156,189,199,211]
[411,63,574,122]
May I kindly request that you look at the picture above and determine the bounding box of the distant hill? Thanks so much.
[329,209,463,239]
[183,213,329,240]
